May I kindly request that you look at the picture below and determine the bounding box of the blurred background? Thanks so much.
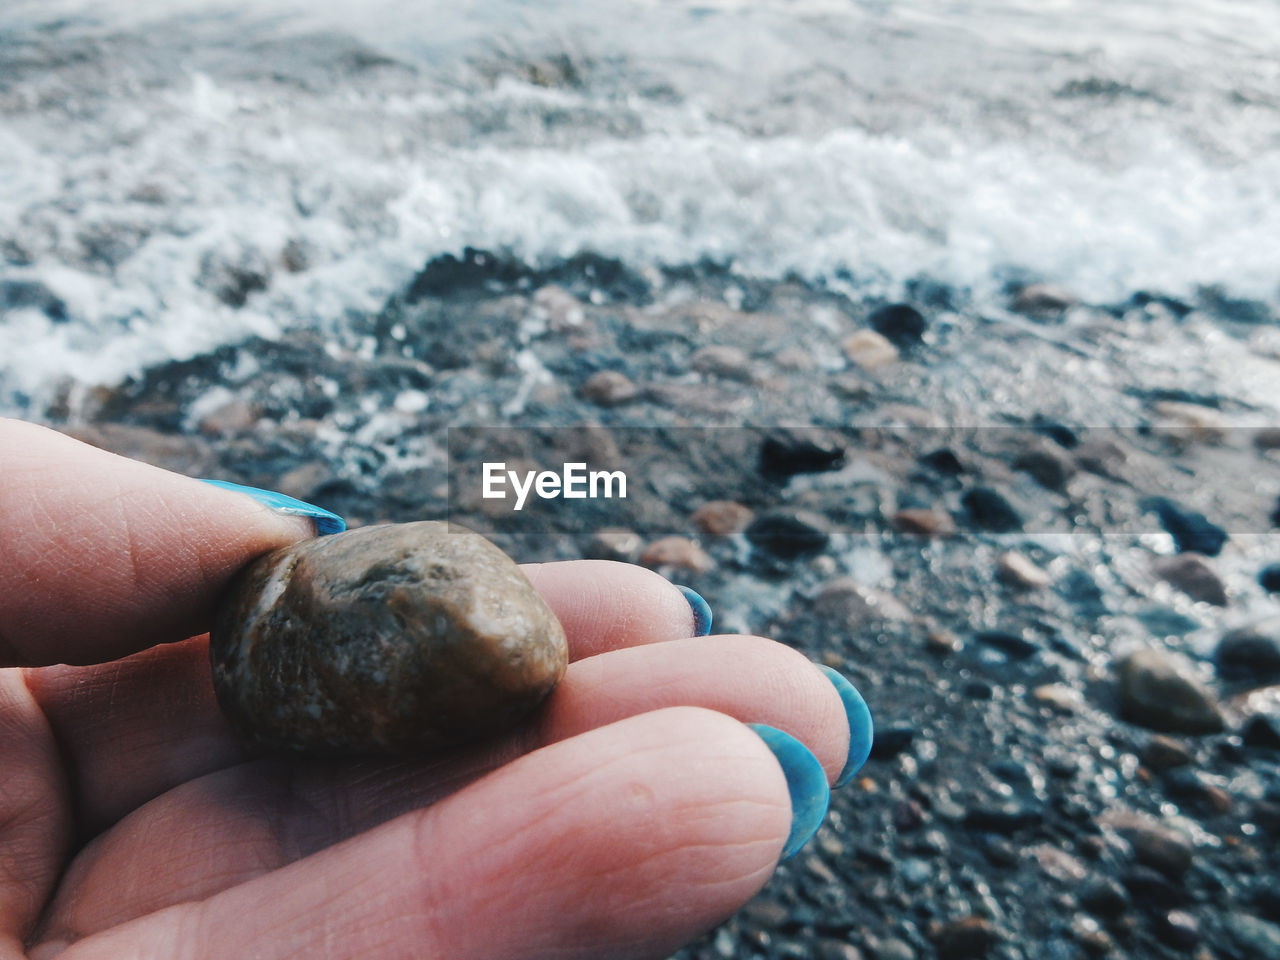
[2,2,1280,958]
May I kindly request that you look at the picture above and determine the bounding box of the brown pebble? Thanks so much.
[842,329,898,369]
[1151,553,1228,606]
[639,535,715,573]
[692,500,755,535]
[998,551,1053,589]
[892,508,956,536]
[932,915,997,960]
[587,527,643,561]
[691,344,753,380]
[1143,734,1194,771]
[211,522,568,756]
[581,370,638,406]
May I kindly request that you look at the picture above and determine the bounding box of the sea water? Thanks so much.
[1,0,1278,412]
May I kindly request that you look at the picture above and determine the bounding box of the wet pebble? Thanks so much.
[1260,563,1280,592]
[842,329,899,368]
[1151,553,1228,606]
[210,522,568,755]
[867,302,927,347]
[1156,910,1201,951]
[580,369,639,405]
[639,535,715,573]
[1150,498,1228,556]
[997,550,1052,589]
[1215,617,1280,686]
[691,499,755,535]
[1116,647,1225,734]
[932,915,997,960]
[962,487,1023,532]
[745,511,831,559]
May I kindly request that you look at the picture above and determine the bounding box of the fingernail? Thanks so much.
[675,585,713,636]
[746,723,830,861]
[817,665,874,787]
[199,479,346,535]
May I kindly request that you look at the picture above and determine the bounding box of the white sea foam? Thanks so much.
[1,0,1278,410]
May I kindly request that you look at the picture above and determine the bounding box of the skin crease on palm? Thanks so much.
[0,419,852,960]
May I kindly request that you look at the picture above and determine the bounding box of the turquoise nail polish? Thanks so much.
[817,665,874,787]
[747,723,830,861]
[199,479,346,535]
[675,585,713,636]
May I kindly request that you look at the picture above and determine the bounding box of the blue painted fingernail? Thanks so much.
[817,665,874,787]
[199,479,346,535]
[675,585,713,636]
[747,723,830,861]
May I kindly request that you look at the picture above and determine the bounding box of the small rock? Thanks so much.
[533,284,586,330]
[1142,735,1194,770]
[998,551,1052,589]
[920,448,965,475]
[691,500,755,536]
[1116,647,1225,734]
[580,370,639,406]
[1032,683,1083,712]
[198,243,271,308]
[1216,617,1280,686]
[1114,820,1194,877]
[867,302,927,347]
[639,536,715,574]
[745,512,830,559]
[691,344,753,380]
[842,329,899,368]
[892,508,956,536]
[1121,866,1185,908]
[1151,401,1230,444]
[1078,875,1131,917]
[964,802,1043,834]
[1242,715,1280,750]
[1156,910,1200,951]
[1150,498,1228,556]
[893,800,926,832]
[926,629,963,654]
[962,487,1023,532]
[976,630,1040,660]
[1254,427,1280,451]
[813,578,912,625]
[1070,915,1115,956]
[1030,844,1088,882]
[815,940,865,960]
[773,346,814,371]
[1012,446,1074,492]
[1260,564,1280,593]
[197,395,259,437]
[759,433,845,481]
[869,724,915,760]
[587,527,643,562]
[210,522,568,755]
[932,915,997,960]
[1152,553,1228,606]
[1012,283,1077,317]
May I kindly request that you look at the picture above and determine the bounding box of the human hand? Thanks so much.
[0,419,871,960]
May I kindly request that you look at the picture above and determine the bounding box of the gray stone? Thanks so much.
[1216,617,1280,686]
[1116,647,1224,734]
[1151,553,1227,606]
[211,522,568,755]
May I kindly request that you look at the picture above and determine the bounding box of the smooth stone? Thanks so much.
[962,487,1023,532]
[932,915,997,960]
[580,369,638,405]
[1149,498,1228,556]
[1260,564,1280,593]
[1116,647,1225,734]
[1216,617,1280,686]
[841,329,899,368]
[691,499,755,535]
[867,302,927,346]
[211,521,568,756]
[998,550,1053,589]
[639,535,715,573]
[1151,553,1228,606]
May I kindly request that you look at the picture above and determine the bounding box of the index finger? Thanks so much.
[0,419,315,667]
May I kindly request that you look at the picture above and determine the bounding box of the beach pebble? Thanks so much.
[691,499,755,535]
[842,329,899,368]
[1011,283,1077,317]
[1116,647,1224,734]
[867,302,927,346]
[1151,553,1227,606]
[998,551,1052,589]
[1215,617,1280,686]
[640,535,715,573]
[581,370,638,405]
[211,522,568,756]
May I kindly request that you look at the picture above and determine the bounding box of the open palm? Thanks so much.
[1,420,854,960]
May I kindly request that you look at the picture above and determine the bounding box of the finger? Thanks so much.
[26,560,711,833]
[38,708,800,960]
[0,671,70,945]
[36,637,853,942]
[0,420,315,667]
